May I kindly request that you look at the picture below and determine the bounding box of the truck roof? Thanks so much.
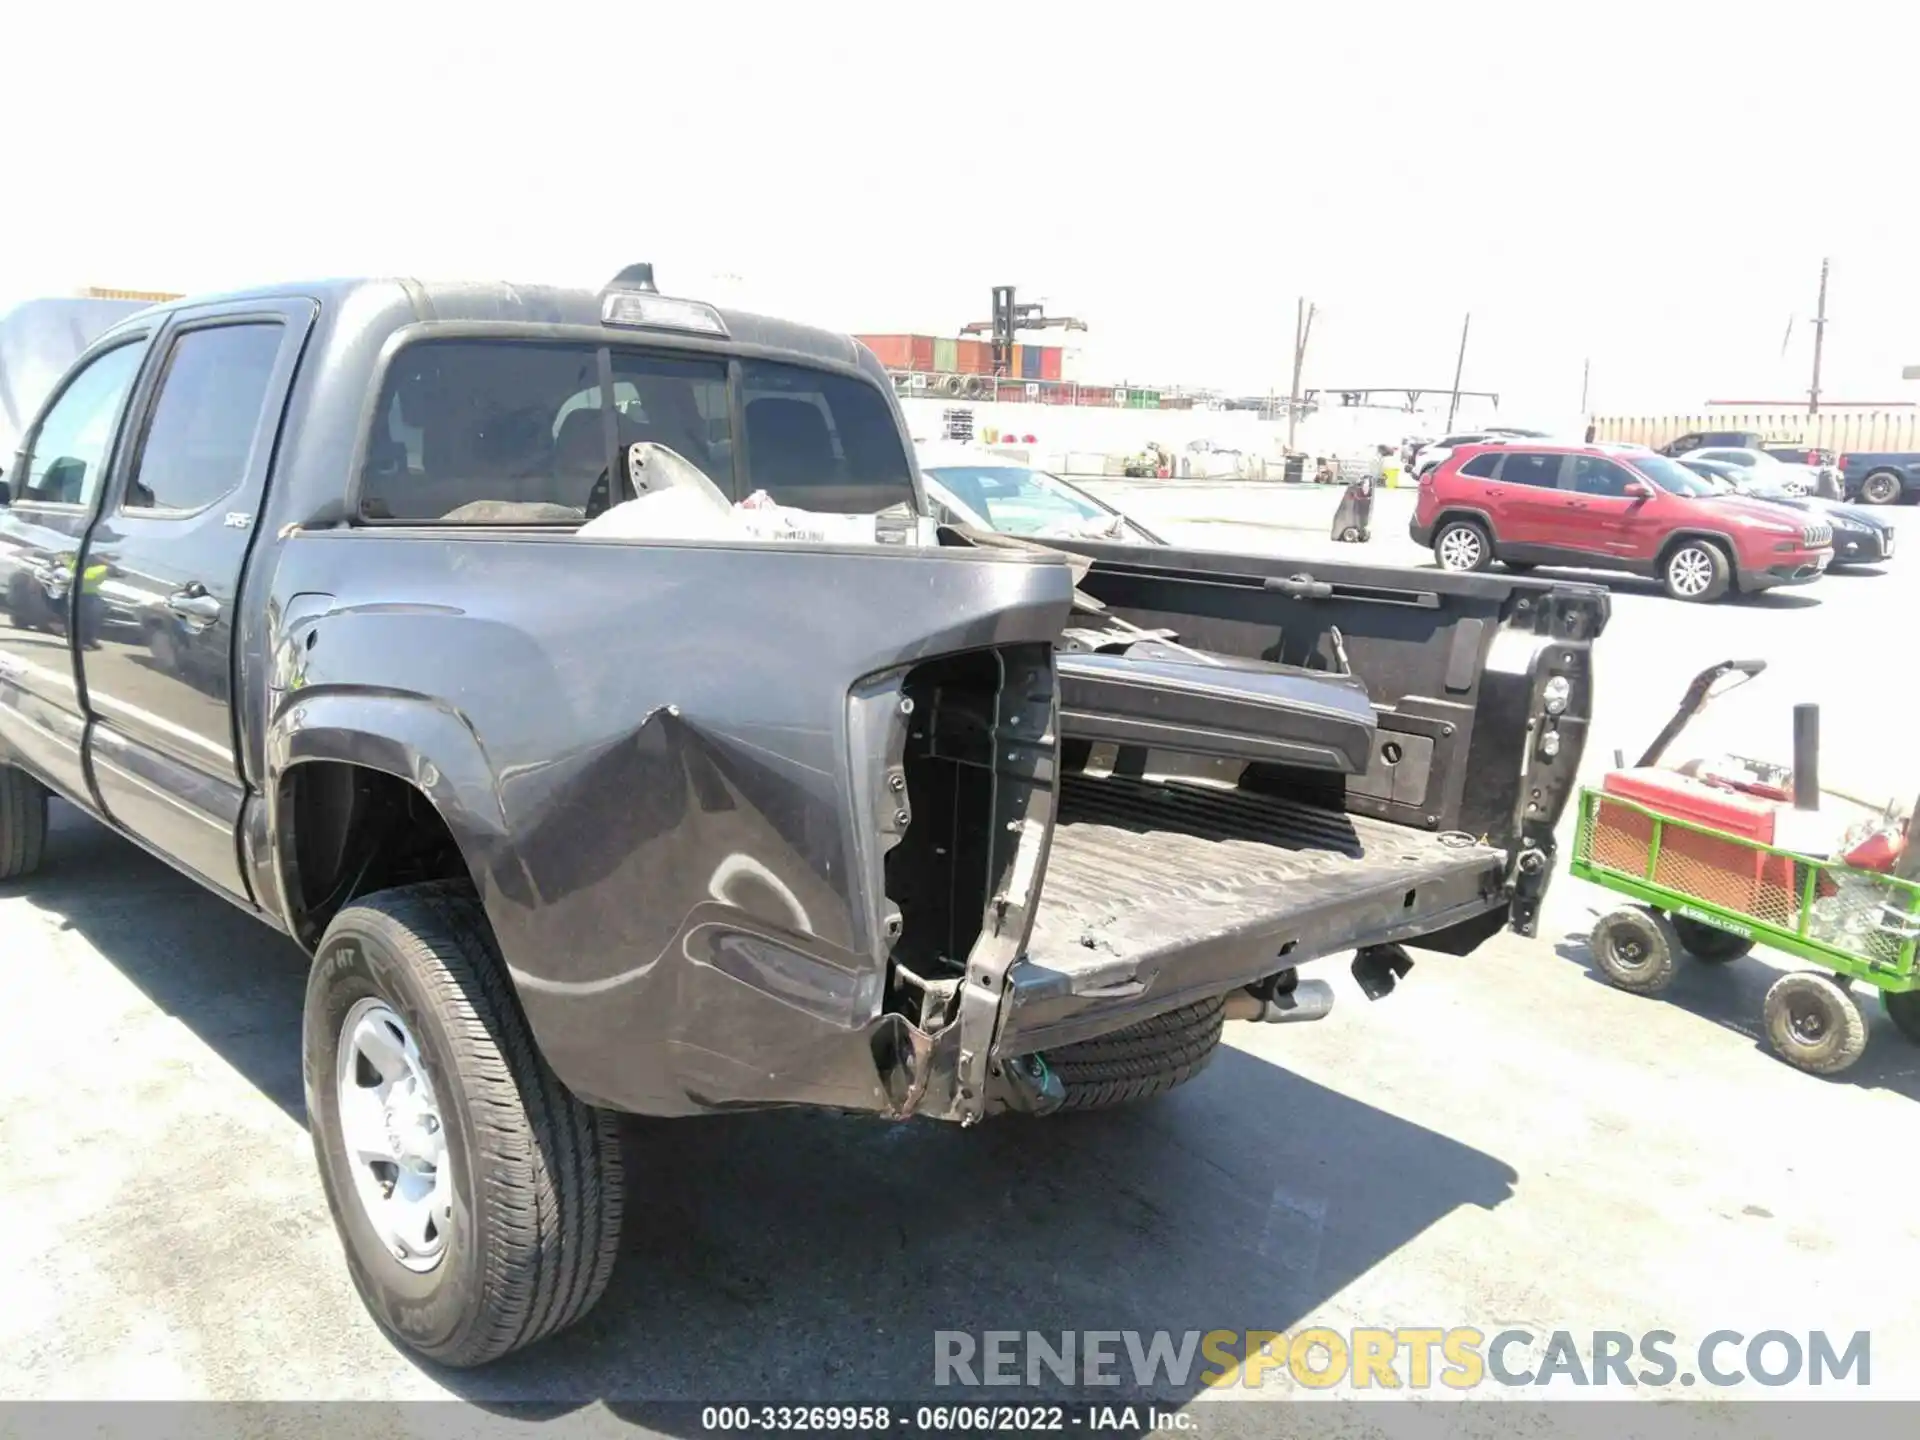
[96,275,867,372]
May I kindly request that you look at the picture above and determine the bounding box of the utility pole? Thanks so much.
[1446,313,1472,431]
[1581,356,1590,414]
[1808,257,1830,416]
[1286,298,1315,450]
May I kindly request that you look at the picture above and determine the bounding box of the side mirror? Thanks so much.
[1623,480,1652,499]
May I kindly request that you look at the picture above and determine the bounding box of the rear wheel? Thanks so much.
[1589,907,1678,994]
[1433,519,1492,573]
[1671,915,1753,963]
[1763,972,1867,1075]
[304,881,625,1367]
[1860,471,1903,506]
[1661,540,1731,603]
[1044,996,1226,1111]
[1883,989,1920,1045]
[0,767,49,881]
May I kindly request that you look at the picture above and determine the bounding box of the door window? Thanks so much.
[125,324,285,513]
[1497,452,1566,489]
[1571,456,1638,496]
[1458,452,1502,478]
[15,341,150,507]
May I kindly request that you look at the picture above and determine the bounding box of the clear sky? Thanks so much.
[7,1,1915,421]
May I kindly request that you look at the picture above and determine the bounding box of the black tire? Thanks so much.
[1882,989,1920,1045]
[1660,538,1731,603]
[1589,907,1679,994]
[0,767,49,881]
[1859,471,1903,506]
[1045,996,1226,1111]
[1671,915,1753,964]
[1340,526,1362,543]
[1433,518,1493,573]
[1763,972,1868,1075]
[304,881,624,1367]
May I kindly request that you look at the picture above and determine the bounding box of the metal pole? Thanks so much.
[1287,298,1308,451]
[1792,704,1820,810]
[1446,313,1471,431]
[1581,357,1590,413]
[1809,258,1829,416]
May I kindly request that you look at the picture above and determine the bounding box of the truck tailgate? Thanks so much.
[996,773,1508,1054]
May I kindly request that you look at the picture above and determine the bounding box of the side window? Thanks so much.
[740,360,914,513]
[1667,434,1701,455]
[1571,456,1637,496]
[124,324,284,513]
[1459,452,1502,479]
[1498,452,1565,489]
[15,340,149,506]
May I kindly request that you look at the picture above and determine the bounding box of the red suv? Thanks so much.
[1410,442,1833,602]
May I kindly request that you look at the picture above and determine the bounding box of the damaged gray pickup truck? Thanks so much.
[0,267,1607,1367]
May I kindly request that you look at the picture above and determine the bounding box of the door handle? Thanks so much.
[166,589,222,623]
[1568,500,1590,510]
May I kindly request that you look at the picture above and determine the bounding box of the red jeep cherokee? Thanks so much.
[1410,442,1833,602]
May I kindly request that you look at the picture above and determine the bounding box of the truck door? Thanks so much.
[0,332,155,802]
[74,300,314,901]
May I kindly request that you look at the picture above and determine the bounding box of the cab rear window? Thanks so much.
[357,339,912,523]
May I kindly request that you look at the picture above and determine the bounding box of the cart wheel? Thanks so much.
[1341,526,1362,543]
[1671,915,1753,964]
[1763,972,1868,1075]
[1589,907,1679,994]
[1358,529,1371,542]
[1882,990,1920,1045]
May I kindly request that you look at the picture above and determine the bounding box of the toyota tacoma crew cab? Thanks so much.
[0,267,1606,1366]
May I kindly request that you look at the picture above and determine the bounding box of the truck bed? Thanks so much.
[996,773,1509,1053]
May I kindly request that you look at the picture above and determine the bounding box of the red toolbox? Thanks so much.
[1593,768,1798,920]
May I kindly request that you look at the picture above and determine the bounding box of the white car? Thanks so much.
[1679,447,1823,498]
[1411,428,1553,478]
[915,443,1162,544]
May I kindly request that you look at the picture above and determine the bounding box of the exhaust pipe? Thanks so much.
[1225,978,1335,1024]
[1793,704,1819,811]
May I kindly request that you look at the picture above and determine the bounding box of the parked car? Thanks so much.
[916,444,1162,543]
[0,266,1607,1367]
[1658,428,1766,456]
[1684,466,1895,567]
[1837,451,1920,506]
[1678,446,1829,497]
[1412,431,1515,478]
[1412,441,1832,602]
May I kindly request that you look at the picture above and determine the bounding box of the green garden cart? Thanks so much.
[1569,658,1920,1075]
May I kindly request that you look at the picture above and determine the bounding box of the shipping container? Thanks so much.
[933,337,958,374]
[1008,343,1024,380]
[857,334,915,370]
[957,338,990,374]
[911,335,936,371]
[1020,346,1042,381]
[1039,347,1062,382]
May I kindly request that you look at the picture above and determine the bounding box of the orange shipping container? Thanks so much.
[857,334,915,370]
[1040,347,1062,381]
[957,338,991,374]
[1009,343,1024,379]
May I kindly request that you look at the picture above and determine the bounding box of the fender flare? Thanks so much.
[264,689,525,949]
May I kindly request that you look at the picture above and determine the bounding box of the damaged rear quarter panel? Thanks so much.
[266,529,1072,1116]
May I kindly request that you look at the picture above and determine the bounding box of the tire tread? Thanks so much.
[324,881,623,1367]
[1046,996,1226,1111]
[0,768,48,881]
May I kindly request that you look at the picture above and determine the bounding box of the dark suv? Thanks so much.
[1411,442,1833,602]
